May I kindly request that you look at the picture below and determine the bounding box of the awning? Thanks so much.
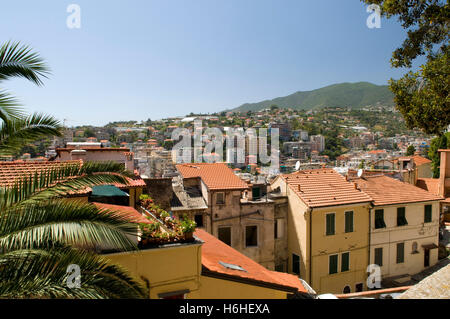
[91,185,129,198]
[422,243,438,250]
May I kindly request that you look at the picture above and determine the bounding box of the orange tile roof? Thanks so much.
[354,175,442,206]
[394,155,431,166]
[194,229,306,294]
[176,163,248,190]
[416,178,441,196]
[281,169,372,208]
[0,160,82,188]
[93,203,151,224]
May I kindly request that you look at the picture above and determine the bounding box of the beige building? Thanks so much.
[176,163,284,270]
[353,175,442,285]
[270,169,372,294]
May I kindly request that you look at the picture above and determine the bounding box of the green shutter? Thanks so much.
[341,252,350,272]
[374,248,383,266]
[345,211,354,233]
[329,255,338,274]
[424,205,432,223]
[326,214,335,236]
[397,207,408,226]
[397,243,405,263]
[375,210,386,229]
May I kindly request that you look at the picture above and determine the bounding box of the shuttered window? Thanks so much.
[326,213,335,236]
[397,207,408,226]
[374,247,383,267]
[397,243,405,264]
[424,205,432,223]
[345,211,354,233]
[329,255,338,274]
[374,210,386,229]
[341,252,350,272]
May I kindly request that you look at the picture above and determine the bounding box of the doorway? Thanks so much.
[424,249,430,267]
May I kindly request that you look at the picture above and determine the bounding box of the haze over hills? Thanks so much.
[228,82,394,113]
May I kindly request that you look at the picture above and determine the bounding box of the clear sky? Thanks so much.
[1,0,423,126]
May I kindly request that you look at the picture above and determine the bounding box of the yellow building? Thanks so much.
[271,169,372,294]
[353,175,442,284]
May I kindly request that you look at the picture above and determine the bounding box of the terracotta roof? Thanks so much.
[56,147,130,153]
[353,175,442,206]
[194,229,307,294]
[281,169,372,208]
[416,178,441,196]
[0,160,145,190]
[93,203,151,224]
[0,160,82,187]
[176,163,248,190]
[394,155,431,166]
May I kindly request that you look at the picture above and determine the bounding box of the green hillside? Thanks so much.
[229,82,394,112]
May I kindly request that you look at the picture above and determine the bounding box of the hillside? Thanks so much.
[229,82,394,112]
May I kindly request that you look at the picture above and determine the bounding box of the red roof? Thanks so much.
[194,229,307,294]
[93,203,151,224]
[354,175,443,206]
[176,163,248,190]
[281,169,372,208]
[416,178,441,196]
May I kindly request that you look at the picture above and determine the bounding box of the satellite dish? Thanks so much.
[357,169,363,178]
[295,161,300,171]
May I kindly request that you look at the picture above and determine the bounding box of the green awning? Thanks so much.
[91,185,129,198]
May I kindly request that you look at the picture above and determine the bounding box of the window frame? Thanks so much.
[329,254,339,275]
[345,211,354,233]
[397,207,408,227]
[216,192,225,205]
[325,213,336,236]
[374,209,386,229]
[374,247,383,267]
[396,242,405,264]
[218,226,232,246]
[245,225,258,247]
[341,251,350,272]
[424,205,432,223]
[292,254,300,275]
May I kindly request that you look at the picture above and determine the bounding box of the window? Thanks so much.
[275,264,285,272]
[326,213,335,236]
[355,283,363,292]
[397,243,405,264]
[412,242,419,254]
[424,205,432,223]
[343,286,351,294]
[252,187,261,200]
[245,225,258,247]
[374,247,383,267]
[374,209,386,229]
[216,192,225,205]
[341,252,350,272]
[397,207,408,226]
[218,227,231,246]
[329,254,338,274]
[194,214,204,227]
[274,218,284,239]
[345,211,354,233]
[292,254,300,275]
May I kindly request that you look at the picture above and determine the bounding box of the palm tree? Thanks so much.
[0,41,61,156]
[0,41,147,298]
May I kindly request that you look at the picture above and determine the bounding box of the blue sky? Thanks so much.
[1,0,422,126]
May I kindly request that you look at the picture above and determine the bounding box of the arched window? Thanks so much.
[343,286,351,294]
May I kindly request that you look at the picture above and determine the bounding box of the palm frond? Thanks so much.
[0,200,138,253]
[0,41,50,86]
[0,113,62,156]
[0,90,24,122]
[0,161,133,208]
[0,245,147,298]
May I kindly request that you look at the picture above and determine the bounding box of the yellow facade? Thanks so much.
[271,177,370,294]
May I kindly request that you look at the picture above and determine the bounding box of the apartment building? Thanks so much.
[352,175,442,285]
[176,162,284,270]
[270,169,372,294]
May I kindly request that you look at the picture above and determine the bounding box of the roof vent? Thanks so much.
[297,184,301,192]
[219,261,247,272]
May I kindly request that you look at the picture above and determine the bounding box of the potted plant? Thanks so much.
[180,215,196,241]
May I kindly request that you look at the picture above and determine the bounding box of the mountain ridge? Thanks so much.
[227,82,394,112]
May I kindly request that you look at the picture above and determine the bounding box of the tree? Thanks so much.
[361,0,449,135]
[406,145,416,156]
[0,41,62,155]
[0,161,148,298]
[428,132,450,177]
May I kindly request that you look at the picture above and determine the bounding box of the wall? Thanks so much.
[105,242,202,299]
[369,201,440,279]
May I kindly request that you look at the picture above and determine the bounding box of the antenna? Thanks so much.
[295,161,300,171]
[357,169,363,178]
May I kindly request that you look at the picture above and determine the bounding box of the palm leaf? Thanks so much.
[0,41,50,86]
[0,90,24,122]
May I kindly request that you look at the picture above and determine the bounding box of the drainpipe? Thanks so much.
[368,205,373,277]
